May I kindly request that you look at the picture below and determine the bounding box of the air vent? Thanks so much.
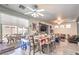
[19,4,26,10]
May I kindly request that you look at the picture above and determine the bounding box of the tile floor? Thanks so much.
[1,39,79,55]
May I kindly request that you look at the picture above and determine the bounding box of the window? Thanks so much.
[54,25,59,28]
[60,25,64,28]
[66,24,71,28]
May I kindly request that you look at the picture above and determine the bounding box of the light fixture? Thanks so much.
[24,6,45,18]
[54,17,64,24]
[31,13,38,17]
[58,17,61,20]
[31,12,44,17]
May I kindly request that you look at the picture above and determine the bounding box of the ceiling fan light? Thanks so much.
[31,13,38,17]
[31,14,34,16]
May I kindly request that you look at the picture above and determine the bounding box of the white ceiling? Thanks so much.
[0,4,79,22]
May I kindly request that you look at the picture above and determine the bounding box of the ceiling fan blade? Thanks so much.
[27,7,34,11]
[24,12,33,14]
[37,13,44,16]
[31,13,39,17]
[37,9,45,12]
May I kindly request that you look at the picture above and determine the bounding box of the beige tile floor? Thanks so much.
[2,39,79,55]
[52,40,79,55]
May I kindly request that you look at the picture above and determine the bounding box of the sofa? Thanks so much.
[67,35,79,44]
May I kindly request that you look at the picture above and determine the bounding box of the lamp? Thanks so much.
[54,17,64,24]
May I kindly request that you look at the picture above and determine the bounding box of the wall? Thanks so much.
[77,23,79,35]
[0,13,29,28]
[29,19,52,34]
[77,18,79,35]
[53,22,77,35]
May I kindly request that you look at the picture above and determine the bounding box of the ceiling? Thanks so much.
[0,4,79,23]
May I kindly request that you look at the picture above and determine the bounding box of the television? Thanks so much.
[39,23,48,33]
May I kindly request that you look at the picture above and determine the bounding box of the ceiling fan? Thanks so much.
[24,5,45,17]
